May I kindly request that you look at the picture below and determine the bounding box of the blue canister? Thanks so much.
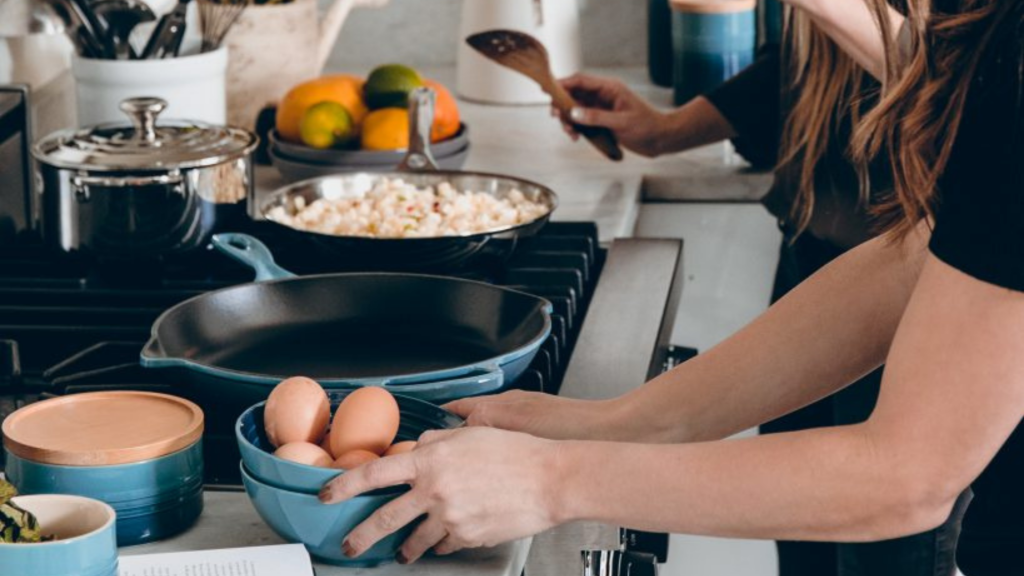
[670,0,756,105]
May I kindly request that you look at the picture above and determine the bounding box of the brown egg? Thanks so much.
[330,387,400,457]
[264,376,331,447]
[274,442,334,468]
[331,449,380,470]
[384,441,417,456]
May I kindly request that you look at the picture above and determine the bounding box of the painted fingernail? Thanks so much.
[342,540,356,558]
[569,107,585,123]
[396,551,410,565]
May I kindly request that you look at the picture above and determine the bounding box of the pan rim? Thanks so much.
[257,169,560,244]
[141,271,554,386]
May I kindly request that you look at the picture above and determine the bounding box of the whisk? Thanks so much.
[198,0,249,53]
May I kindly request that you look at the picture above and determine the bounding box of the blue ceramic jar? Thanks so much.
[670,0,757,105]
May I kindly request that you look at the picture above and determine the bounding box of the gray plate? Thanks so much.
[269,143,471,182]
[268,123,469,166]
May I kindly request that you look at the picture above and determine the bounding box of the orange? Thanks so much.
[424,79,461,143]
[276,75,368,144]
[360,108,409,151]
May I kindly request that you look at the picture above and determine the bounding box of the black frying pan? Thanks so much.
[140,234,553,410]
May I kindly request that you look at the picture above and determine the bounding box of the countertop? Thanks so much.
[122,67,769,575]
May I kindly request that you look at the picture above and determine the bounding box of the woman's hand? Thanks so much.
[555,74,670,157]
[319,427,565,563]
[444,389,621,441]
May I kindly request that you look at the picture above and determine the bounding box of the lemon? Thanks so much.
[299,101,356,149]
[363,64,424,110]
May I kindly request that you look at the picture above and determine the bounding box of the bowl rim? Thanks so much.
[240,461,407,498]
[0,495,116,547]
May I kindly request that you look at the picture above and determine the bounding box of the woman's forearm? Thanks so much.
[553,424,952,542]
[790,0,904,79]
[656,97,737,155]
[607,225,929,444]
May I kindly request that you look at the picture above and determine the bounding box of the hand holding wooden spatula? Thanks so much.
[466,29,625,162]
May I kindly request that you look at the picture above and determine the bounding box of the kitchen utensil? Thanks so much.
[258,87,558,270]
[140,0,190,58]
[0,495,118,576]
[237,389,463,494]
[91,0,156,59]
[70,0,116,57]
[46,0,105,56]
[73,47,228,124]
[223,0,386,129]
[198,0,246,53]
[268,142,471,182]
[466,29,624,162]
[139,233,553,408]
[670,0,756,105]
[1,392,205,546]
[268,124,470,166]
[241,464,411,567]
[456,0,582,105]
[32,95,255,259]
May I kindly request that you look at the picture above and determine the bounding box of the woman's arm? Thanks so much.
[555,255,1024,541]
[326,255,1024,562]
[788,0,904,79]
[450,223,930,444]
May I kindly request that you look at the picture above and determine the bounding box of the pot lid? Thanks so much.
[1,391,204,466]
[32,97,258,172]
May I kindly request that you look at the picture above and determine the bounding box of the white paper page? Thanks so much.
[119,544,313,576]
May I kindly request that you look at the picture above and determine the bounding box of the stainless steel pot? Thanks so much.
[32,97,258,259]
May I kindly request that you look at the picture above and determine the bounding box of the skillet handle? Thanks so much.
[397,87,439,172]
[384,366,505,403]
[211,233,297,282]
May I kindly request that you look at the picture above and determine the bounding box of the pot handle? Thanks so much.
[397,87,439,173]
[381,365,505,403]
[211,233,297,282]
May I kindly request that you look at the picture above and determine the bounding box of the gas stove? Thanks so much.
[0,221,605,487]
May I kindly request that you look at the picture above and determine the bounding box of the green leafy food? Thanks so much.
[0,480,53,543]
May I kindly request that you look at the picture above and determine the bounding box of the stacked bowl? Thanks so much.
[267,125,471,182]
[236,389,463,566]
[0,495,119,576]
[2,392,205,546]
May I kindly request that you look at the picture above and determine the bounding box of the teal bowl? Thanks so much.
[237,389,463,494]
[241,463,414,566]
[0,494,118,576]
[4,441,204,545]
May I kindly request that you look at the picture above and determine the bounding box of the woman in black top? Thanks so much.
[319,2,1024,575]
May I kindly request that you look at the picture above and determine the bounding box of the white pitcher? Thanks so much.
[456,0,583,105]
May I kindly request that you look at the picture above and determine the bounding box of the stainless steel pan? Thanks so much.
[255,87,559,270]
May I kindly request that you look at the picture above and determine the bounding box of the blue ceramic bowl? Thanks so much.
[0,495,118,576]
[4,440,204,545]
[237,389,463,494]
[242,463,413,566]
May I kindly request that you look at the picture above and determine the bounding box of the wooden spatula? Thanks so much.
[466,29,624,162]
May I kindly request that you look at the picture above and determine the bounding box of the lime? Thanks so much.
[363,64,424,110]
[299,101,356,149]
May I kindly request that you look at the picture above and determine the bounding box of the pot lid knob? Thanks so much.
[119,97,168,144]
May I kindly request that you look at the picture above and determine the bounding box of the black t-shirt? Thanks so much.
[926,7,1024,575]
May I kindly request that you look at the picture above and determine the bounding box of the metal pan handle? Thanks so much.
[210,233,297,282]
[397,87,439,172]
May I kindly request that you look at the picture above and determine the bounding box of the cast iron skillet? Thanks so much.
[256,87,559,271]
[140,233,553,410]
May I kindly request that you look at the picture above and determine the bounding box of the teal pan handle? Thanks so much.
[378,365,505,403]
[210,233,296,282]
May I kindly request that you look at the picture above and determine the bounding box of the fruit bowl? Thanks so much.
[268,143,470,182]
[236,389,464,495]
[269,124,470,165]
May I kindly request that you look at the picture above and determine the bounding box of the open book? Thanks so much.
[119,544,313,576]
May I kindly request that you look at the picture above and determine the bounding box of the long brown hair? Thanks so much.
[777,10,868,236]
[851,0,1009,238]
